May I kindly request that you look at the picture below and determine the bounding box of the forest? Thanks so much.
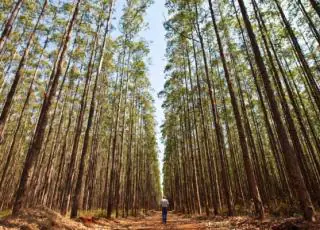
[0,0,319,229]
[162,0,320,224]
[0,0,160,221]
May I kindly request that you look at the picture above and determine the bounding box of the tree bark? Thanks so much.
[12,0,81,215]
[71,2,113,216]
[0,0,48,143]
[237,0,315,221]
[0,0,24,52]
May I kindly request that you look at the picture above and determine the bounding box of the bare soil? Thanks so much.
[0,207,319,229]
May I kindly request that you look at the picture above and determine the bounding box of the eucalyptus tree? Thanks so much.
[12,0,82,214]
[236,0,315,221]
[70,0,114,218]
[102,0,154,217]
[0,0,48,143]
[163,0,319,221]
[0,0,24,52]
[0,0,161,217]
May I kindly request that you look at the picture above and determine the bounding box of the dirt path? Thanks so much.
[106,211,210,229]
[104,211,320,230]
[0,210,215,229]
[1,207,319,229]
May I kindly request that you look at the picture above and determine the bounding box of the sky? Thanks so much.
[141,0,167,186]
[112,0,167,185]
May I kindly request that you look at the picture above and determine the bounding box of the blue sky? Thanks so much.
[141,0,167,185]
[112,0,167,185]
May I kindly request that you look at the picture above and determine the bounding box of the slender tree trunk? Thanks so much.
[51,79,80,209]
[0,0,24,52]
[185,44,209,215]
[0,34,48,189]
[12,0,81,215]
[60,36,96,216]
[209,0,265,217]
[107,51,130,218]
[191,28,218,215]
[0,0,47,143]
[297,0,320,47]
[71,3,113,216]
[237,0,315,221]
[182,48,201,214]
[253,0,320,201]
[273,0,320,110]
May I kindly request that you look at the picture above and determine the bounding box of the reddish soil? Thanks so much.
[0,207,319,229]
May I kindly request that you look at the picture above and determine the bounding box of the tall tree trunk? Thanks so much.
[191,28,218,215]
[297,0,320,47]
[208,0,264,217]
[182,48,201,214]
[193,3,223,214]
[253,0,320,201]
[237,0,315,221]
[273,0,320,110]
[71,3,113,216]
[108,47,130,218]
[185,44,209,215]
[0,0,48,143]
[12,0,81,215]
[60,36,96,216]
[0,34,48,189]
[51,79,80,209]
[0,0,24,52]
[232,0,292,199]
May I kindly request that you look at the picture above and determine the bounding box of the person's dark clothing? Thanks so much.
[162,207,167,224]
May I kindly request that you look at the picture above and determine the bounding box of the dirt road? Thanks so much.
[1,207,319,229]
[107,211,211,229]
[106,211,320,230]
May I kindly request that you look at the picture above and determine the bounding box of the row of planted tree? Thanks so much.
[162,0,320,221]
[0,0,160,218]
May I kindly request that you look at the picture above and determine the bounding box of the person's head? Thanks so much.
[163,195,166,199]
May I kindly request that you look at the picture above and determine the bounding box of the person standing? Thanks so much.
[160,196,169,224]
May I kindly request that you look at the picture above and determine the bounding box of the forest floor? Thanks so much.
[0,206,320,229]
